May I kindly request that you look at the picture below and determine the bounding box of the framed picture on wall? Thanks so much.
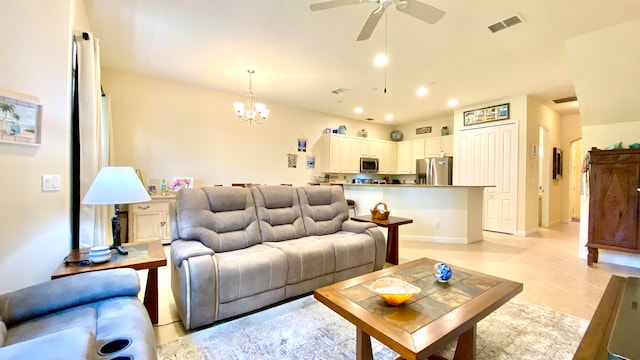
[553,147,563,179]
[463,103,510,126]
[0,90,42,145]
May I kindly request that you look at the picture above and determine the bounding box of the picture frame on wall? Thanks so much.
[553,147,563,179]
[0,90,42,145]
[464,103,510,126]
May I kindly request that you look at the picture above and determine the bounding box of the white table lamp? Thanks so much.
[82,166,151,254]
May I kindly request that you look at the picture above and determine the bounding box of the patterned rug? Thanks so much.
[157,296,588,359]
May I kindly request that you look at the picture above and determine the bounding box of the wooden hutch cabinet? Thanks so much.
[587,148,640,266]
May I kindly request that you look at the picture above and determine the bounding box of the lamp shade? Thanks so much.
[82,166,151,205]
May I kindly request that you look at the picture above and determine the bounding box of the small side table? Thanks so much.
[351,215,413,265]
[52,241,167,324]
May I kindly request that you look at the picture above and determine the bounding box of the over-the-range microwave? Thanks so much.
[360,157,379,173]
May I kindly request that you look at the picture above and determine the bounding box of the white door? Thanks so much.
[458,123,518,234]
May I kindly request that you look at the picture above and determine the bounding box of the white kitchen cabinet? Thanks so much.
[410,139,425,174]
[377,140,397,174]
[425,135,454,157]
[396,141,412,174]
[318,134,358,173]
[360,138,379,158]
[442,135,454,155]
[128,195,175,244]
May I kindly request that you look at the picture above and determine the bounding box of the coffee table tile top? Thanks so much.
[338,262,499,333]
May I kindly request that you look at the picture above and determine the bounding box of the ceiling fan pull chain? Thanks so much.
[384,10,388,94]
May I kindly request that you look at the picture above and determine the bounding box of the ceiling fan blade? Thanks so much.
[310,0,362,11]
[356,6,385,41]
[396,0,445,25]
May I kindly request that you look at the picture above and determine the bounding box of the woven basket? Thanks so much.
[370,202,390,220]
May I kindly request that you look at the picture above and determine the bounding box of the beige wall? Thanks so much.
[529,96,563,226]
[560,113,583,223]
[393,115,454,141]
[0,0,87,293]
[101,70,395,188]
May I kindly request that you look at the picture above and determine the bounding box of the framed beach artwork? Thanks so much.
[0,90,42,145]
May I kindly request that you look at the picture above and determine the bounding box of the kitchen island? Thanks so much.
[343,184,491,245]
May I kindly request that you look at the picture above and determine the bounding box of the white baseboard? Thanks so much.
[402,234,482,244]
[515,228,538,237]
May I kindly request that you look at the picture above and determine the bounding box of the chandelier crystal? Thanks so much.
[233,69,269,124]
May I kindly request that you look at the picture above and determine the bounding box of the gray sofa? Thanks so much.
[169,185,386,330]
[0,268,156,360]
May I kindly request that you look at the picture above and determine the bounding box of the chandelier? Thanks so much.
[233,69,270,124]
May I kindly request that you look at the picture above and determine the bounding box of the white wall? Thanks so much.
[101,70,395,187]
[0,0,86,293]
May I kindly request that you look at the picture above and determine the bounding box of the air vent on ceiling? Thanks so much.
[552,96,578,104]
[488,14,525,33]
[331,87,350,95]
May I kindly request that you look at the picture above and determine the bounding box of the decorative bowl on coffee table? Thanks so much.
[369,277,421,306]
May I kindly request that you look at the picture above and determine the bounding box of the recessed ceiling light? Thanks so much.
[354,107,363,114]
[385,114,393,121]
[416,87,429,97]
[447,98,459,107]
[374,54,388,67]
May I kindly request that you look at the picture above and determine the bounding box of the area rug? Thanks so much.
[157,296,588,359]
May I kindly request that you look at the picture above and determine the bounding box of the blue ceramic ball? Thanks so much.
[433,262,452,282]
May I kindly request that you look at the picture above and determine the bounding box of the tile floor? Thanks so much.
[145,221,640,345]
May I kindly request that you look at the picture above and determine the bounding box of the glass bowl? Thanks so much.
[369,277,421,306]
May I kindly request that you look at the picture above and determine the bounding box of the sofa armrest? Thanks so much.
[0,327,92,359]
[0,268,139,327]
[341,219,376,234]
[171,239,215,267]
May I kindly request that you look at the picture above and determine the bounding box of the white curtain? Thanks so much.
[76,32,113,249]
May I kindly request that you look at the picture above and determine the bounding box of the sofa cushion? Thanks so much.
[264,237,336,284]
[312,231,377,272]
[175,187,261,252]
[251,186,306,242]
[297,186,349,236]
[216,244,288,303]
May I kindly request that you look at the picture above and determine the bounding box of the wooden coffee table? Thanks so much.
[314,258,523,360]
[51,241,167,324]
[352,215,413,265]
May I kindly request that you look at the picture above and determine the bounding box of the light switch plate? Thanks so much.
[42,175,61,192]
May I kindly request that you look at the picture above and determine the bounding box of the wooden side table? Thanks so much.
[351,215,413,265]
[52,241,167,324]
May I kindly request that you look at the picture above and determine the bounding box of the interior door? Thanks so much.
[458,123,518,234]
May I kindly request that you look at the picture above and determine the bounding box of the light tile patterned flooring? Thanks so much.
[145,221,640,345]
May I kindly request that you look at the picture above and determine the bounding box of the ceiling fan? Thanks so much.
[309,0,445,41]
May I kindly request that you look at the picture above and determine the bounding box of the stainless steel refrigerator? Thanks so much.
[416,156,453,185]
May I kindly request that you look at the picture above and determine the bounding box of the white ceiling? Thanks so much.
[84,0,640,124]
